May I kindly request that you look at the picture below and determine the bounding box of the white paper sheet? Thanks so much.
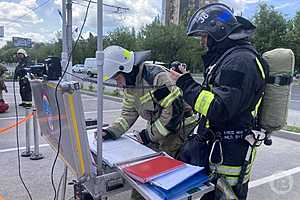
[87,129,156,167]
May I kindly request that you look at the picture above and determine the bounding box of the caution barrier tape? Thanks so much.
[0,113,33,134]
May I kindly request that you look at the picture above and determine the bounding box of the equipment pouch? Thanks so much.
[176,133,209,169]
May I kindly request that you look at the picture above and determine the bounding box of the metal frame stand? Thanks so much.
[60,165,68,200]
[30,108,44,160]
[21,108,33,157]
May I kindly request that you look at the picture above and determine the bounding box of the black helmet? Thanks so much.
[187,3,241,42]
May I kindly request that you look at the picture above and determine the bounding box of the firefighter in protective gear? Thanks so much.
[0,63,9,113]
[102,45,197,157]
[170,3,266,200]
[14,49,32,108]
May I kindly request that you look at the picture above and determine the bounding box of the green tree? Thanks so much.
[291,12,300,72]
[253,4,288,53]
[104,27,137,50]
[138,19,204,73]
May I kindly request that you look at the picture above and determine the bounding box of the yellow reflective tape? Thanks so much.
[123,99,134,106]
[160,87,182,108]
[123,100,134,109]
[68,94,85,176]
[103,75,109,81]
[123,50,132,60]
[256,57,265,80]
[124,92,135,99]
[210,164,253,176]
[117,117,129,131]
[154,119,169,136]
[194,90,214,116]
[184,115,197,126]
[205,120,210,128]
[224,177,239,186]
[252,97,263,117]
[123,93,135,103]
[140,91,154,104]
[124,96,135,103]
[223,173,251,186]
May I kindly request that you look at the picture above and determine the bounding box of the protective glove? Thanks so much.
[138,129,151,145]
[93,128,115,140]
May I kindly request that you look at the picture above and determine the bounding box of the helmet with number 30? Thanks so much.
[187,3,241,42]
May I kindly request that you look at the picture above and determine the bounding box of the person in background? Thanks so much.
[0,63,9,113]
[14,49,32,108]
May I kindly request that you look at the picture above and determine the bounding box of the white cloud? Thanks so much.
[0,1,45,47]
[221,0,266,15]
[274,2,295,10]
[69,0,160,32]
[0,0,161,47]
[20,0,38,8]
[0,2,43,24]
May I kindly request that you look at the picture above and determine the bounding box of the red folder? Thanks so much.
[123,156,184,183]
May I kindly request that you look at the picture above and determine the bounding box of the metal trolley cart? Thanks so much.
[31,79,214,200]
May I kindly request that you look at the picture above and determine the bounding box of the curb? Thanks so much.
[81,90,122,103]
[273,129,300,142]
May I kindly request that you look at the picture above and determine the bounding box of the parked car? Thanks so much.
[29,63,45,77]
[72,64,85,73]
[84,58,97,77]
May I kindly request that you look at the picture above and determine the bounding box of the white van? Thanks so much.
[84,58,97,77]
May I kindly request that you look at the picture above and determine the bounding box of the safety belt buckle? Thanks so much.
[274,75,282,86]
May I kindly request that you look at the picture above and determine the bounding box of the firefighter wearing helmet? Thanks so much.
[101,45,197,157]
[15,49,32,108]
[170,3,267,199]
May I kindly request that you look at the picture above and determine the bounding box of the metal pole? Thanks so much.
[30,108,43,160]
[60,166,68,200]
[61,0,68,80]
[96,0,104,175]
[21,108,33,157]
[66,0,73,80]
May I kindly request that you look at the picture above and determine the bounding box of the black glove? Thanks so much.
[102,128,116,140]
[94,129,116,140]
[170,61,187,74]
[138,129,151,145]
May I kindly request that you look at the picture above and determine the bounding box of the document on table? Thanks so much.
[87,129,156,167]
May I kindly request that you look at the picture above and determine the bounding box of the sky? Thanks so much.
[0,0,299,48]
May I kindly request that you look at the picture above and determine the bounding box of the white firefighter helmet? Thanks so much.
[103,45,134,81]
[17,49,28,57]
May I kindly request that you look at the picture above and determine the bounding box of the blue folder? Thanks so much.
[147,171,209,200]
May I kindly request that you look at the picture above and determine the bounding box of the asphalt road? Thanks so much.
[0,81,300,200]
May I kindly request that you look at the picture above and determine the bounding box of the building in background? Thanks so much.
[162,0,218,25]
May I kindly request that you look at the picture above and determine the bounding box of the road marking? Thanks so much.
[0,144,50,153]
[0,109,122,120]
[82,98,97,101]
[249,166,300,188]
[290,99,300,103]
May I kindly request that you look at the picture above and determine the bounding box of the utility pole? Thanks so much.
[61,0,68,80]
[66,0,73,80]
[96,0,104,175]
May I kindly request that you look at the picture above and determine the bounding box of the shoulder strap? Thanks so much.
[203,45,269,88]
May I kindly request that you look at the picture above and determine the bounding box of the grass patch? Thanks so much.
[284,125,300,133]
